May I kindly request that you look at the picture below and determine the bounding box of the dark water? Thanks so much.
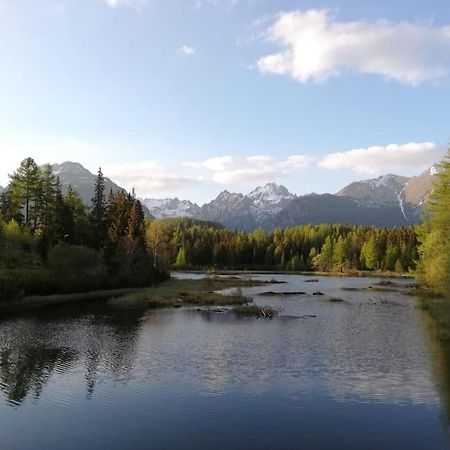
[0,273,449,449]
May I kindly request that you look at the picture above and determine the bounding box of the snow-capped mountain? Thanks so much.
[403,165,440,211]
[16,160,438,230]
[336,174,410,208]
[336,168,440,222]
[200,191,257,230]
[144,183,295,229]
[248,183,296,217]
[143,198,201,219]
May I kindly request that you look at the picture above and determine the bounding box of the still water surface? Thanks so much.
[0,273,449,449]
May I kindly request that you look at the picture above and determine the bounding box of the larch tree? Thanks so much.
[417,149,450,295]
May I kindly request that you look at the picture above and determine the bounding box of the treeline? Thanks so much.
[417,149,450,296]
[0,158,165,301]
[146,219,418,273]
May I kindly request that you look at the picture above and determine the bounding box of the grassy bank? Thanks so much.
[0,275,272,314]
[419,293,450,342]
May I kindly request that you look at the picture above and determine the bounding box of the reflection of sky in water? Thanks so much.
[0,274,448,449]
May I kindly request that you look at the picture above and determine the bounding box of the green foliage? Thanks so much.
[0,159,164,302]
[145,219,418,273]
[175,247,187,268]
[417,149,450,296]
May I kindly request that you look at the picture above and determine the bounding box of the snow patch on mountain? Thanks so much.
[143,198,200,218]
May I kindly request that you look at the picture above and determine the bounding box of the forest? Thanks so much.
[0,158,165,301]
[146,219,418,273]
[0,150,449,302]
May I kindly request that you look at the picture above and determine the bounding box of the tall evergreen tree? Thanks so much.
[89,168,107,248]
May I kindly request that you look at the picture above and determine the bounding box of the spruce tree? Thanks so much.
[89,168,107,248]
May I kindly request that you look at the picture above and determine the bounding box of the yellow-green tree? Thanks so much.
[417,150,450,295]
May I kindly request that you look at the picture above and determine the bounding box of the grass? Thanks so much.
[419,293,450,342]
[234,304,278,317]
[109,276,267,309]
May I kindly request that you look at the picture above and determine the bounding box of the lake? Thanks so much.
[0,273,449,449]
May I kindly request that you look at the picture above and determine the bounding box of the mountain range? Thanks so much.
[141,167,438,229]
[0,161,440,230]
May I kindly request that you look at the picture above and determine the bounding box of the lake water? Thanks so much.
[0,273,449,449]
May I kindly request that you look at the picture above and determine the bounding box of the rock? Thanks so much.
[313,291,324,296]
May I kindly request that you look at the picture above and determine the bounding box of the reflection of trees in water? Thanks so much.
[0,346,76,405]
[420,308,450,426]
[0,305,145,406]
[83,309,143,398]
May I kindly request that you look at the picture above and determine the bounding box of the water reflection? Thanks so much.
[0,275,449,449]
[0,304,144,405]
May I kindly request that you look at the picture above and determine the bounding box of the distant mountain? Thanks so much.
[263,193,410,229]
[403,165,440,216]
[15,161,437,230]
[248,183,296,219]
[336,174,410,208]
[336,168,439,223]
[52,162,123,205]
[145,183,296,231]
[143,198,201,219]
[52,161,153,217]
[0,186,4,194]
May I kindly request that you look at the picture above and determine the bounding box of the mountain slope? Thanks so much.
[53,162,153,217]
[264,194,410,229]
[336,174,410,208]
[52,162,123,205]
[200,191,257,231]
[143,198,201,219]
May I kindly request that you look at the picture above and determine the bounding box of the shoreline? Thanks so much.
[0,270,415,315]
[174,269,414,279]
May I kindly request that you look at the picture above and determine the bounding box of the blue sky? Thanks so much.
[0,0,449,203]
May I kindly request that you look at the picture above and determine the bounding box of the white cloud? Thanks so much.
[280,154,315,170]
[178,45,196,56]
[319,142,444,175]
[184,155,233,171]
[98,0,148,9]
[104,161,203,197]
[186,153,313,185]
[257,9,450,85]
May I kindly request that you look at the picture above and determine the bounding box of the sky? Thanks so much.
[0,0,449,203]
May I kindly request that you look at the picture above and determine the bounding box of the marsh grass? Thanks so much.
[419,294,450,342]
[109,277,265,309]
[234,304,278,317]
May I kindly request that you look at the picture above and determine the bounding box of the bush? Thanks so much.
[47,244,98,272]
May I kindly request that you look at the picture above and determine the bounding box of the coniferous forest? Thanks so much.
[0,158,166,301]
[1,153,450,302]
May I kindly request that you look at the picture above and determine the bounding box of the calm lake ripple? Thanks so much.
[0,273,449,449]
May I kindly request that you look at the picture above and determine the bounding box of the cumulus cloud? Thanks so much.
[104,161,203,197]
[319,142,444,175]
[257,9,450,85]
[178,45,196,56]
[186,154,312,184]
[184,155,233,171]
